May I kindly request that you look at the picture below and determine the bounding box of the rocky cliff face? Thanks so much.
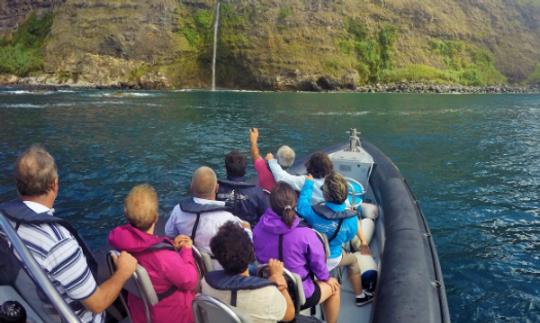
[0,0,64,36]
[1,0,539,90]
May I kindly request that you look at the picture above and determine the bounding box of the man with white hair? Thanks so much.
[0,144,137,323]
[249,128,295,192]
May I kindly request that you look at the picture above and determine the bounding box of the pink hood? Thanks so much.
[108,223,171,253]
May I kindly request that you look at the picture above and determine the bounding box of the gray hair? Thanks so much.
[276,145,295,169]
[15,144,58,196]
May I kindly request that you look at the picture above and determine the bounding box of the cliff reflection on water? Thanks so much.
[0,90,539,322]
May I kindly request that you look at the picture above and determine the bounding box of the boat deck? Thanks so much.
[308,186,384,323]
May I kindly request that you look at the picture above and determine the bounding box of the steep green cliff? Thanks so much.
[1,0,539,90]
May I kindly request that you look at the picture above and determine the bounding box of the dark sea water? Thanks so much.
[0,89,538,322]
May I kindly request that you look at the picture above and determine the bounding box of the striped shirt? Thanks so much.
[12,201,104,323]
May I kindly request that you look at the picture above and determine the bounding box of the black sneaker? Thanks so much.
[355,293,374,307]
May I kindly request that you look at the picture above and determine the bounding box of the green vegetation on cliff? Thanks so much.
[0,0,538,89]
[0,13,52,76]
[526,64,540,85]
[384,40,506,86]
[339,19,397,83]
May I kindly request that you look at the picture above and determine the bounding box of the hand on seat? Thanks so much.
[112,251,137,280]
[267,259,287,291]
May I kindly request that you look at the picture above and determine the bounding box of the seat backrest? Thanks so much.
[283,269,306,313]
[106,250,158,323]
[312,229,330,259]
[256,265,306,313]
[192,246,214,274]
[191,246,208,292]
[192,294,249,323]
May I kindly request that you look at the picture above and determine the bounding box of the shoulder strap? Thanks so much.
[179,198,229,214]
[312,203,356,220]
[191,213,201,241]
[132,241,176,255]
[327,219,345,243]
[157,285,177,302]
[278,234,284,261]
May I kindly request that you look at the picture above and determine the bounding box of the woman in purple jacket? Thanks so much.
[253,182,340,323]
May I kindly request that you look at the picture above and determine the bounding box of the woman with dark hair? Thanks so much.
[267,151,333,203]
[201,221,295,323]
[297,172,373,307]
[253,182,340,323]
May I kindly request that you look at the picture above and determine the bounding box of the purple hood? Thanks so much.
[253,208,330,298]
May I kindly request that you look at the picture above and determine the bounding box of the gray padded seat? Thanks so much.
[192,246,213,292]
[192,294,250,323]
[256,265,306,313]
[312,229,330,258]
[192,245,214,274]
[106,250,159,323]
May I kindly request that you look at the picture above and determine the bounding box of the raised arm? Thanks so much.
[249,128,261,161]
[268,159,305,191]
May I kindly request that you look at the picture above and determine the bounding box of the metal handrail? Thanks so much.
[0,212,81,323]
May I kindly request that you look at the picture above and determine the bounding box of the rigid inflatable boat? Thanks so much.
[286,129,451,323]
[0,129,450,323]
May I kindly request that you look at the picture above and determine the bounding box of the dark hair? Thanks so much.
[322,172,349,204]
[270,182,297,227]
[15,144,58,196]
[210,221,255,274]
[305,152,333,179]
[225,150,247,177]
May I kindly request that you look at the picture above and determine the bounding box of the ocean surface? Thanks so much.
[0,89,538,322]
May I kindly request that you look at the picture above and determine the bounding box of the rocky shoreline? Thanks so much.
[0,74,538,94]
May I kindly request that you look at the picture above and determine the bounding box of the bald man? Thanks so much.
[165,166,249,266]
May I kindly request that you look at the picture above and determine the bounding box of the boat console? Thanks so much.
[329,129,374,190]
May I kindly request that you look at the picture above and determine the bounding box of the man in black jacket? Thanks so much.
[217,150,269,227]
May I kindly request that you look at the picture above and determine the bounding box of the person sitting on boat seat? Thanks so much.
[165,166,250,268]
[249,128,296,192]
[216,150,269,227]
[201,221,295,323]
[108,184,199,323]
[267,151,332,204]
[0,144,137,322]
[297,172,373,306]
[253,182,340,323]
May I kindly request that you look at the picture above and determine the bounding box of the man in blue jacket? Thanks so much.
[217,150,269,227]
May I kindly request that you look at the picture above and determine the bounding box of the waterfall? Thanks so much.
[211,1,221,91]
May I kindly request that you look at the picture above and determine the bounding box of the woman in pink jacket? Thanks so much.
[109,184,198,323]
